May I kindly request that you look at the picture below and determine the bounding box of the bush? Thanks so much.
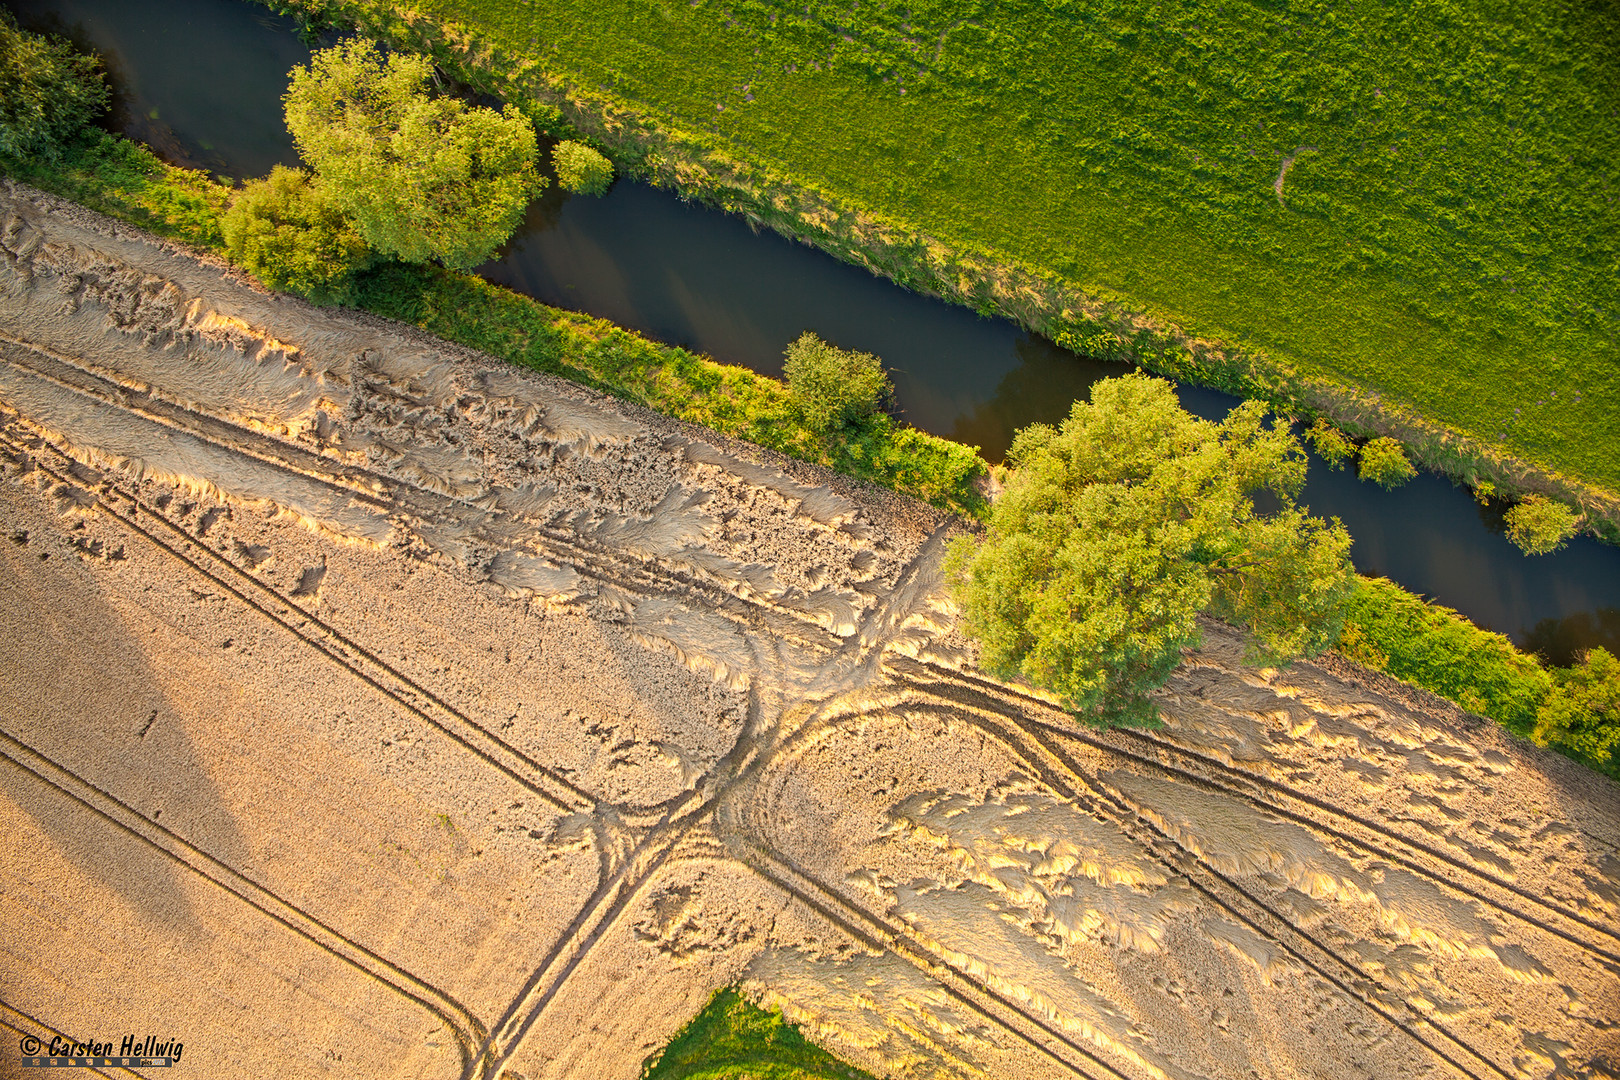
[1358,436,1417,489]
[552,140,614,196]
[782,331,892,433]
[284,39,543,270]
[1341,577,1551,731]
[1503,494,1582,556]
[1533,647,1620,776]
[0,12,109,162]
[1306,418,1355,470]
[221,166,371,305]
[951,374,1354,725]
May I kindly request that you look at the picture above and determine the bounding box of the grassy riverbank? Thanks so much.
[263,0,1620,537]
[4,134,983,515]
[5,133,1611,779]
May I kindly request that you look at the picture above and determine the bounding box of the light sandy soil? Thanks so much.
[0,182,1616,1080]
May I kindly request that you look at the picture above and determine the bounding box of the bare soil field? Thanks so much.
[1,183,1616,1080]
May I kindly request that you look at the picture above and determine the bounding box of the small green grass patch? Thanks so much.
[642,988,875,1080]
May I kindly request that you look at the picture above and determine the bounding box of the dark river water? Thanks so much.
[8,0,1619,664]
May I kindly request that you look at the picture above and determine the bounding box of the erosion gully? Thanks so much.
[7,0,1618,664]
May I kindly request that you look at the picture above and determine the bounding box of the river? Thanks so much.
[7,0,1618,664]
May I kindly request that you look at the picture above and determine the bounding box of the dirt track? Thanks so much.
[1,183,1616,1080]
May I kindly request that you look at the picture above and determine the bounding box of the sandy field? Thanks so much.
[0,182,1616,1080]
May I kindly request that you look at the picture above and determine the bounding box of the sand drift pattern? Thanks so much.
[0,185,1616,1080]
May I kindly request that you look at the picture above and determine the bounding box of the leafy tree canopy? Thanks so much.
[783,331,891,434]
[1503,493,1583,556]
[0,12,109,162]
[221,166,371,305]
[1357,436,1416,489]
[551,140,614,196]
[949,373,1356,724]
[1533,646,1620,774]
[284,39,543,270]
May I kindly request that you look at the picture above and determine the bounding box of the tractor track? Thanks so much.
[1,420,1524,1080]
[0,728,488,1079]
[0,329,1573,1080]
[0,335,846,660]
[895,658,1620,965]
[873,668,1527,1080]
[732,845,1126,1080]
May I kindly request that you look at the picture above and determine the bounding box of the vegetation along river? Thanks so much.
[8,0,1617,665]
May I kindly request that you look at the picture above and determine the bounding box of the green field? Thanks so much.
[642,988,875,1079]
[288,0,1620,499]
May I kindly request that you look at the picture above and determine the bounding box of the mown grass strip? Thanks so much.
[260,0,1620,538]
[641,988,876,1080]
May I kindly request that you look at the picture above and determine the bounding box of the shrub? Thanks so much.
[552,140,614,196]
[221,166,371,305]
[950,373,1355,725]
[782,331,892,433]
[1503,494,1582,556]
[0,12,109,162]
[1533,647,1620,776]
[1306,418,1355,470]
[284,39,543,270]
[1341,577,1551,731]
[1358,436,1417,489]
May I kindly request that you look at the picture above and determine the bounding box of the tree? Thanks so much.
[283,39,543,270]
[949,373,1356,725]
[782,332,891,434]
[221,166,371,305]
[0,12,109,161]
[1357,436,1416,489]
[552,140,614,196]
[1533,647,1620,775]
[1306,418,1355,470]
[1503,494,1582,556]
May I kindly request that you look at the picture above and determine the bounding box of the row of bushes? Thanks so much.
[1341,577,1618,778]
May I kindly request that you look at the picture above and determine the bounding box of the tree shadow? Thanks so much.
[0,500,254,941]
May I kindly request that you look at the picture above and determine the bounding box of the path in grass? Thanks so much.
[301,0,1620,494]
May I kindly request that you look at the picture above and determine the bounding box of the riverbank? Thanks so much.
[256,0,1620,543]
[7,137,1612,779]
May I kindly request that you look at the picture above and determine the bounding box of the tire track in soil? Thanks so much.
[0,729,487,1080]
[0,429,596,817]
[0,325,1548,1079]
[0,335,847,664]
[896,658,1620,964]
[869,673,1520,1080]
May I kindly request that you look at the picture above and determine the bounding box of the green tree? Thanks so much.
[0,12,109,161]
[1533,647,1620,775]
[1306,418,1355,470]
[283,39,543,270]
[949,374,1355,725]
[1357,436,1416,489]
[1503,494,1582,556]
[782,331,891,434]
[221,166,371,305]
[552,140,614,196]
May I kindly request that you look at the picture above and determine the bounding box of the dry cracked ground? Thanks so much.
[0,183,1617,1080]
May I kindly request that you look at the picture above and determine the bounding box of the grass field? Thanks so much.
[280,0,1620,503]
[641,988,876,1079]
